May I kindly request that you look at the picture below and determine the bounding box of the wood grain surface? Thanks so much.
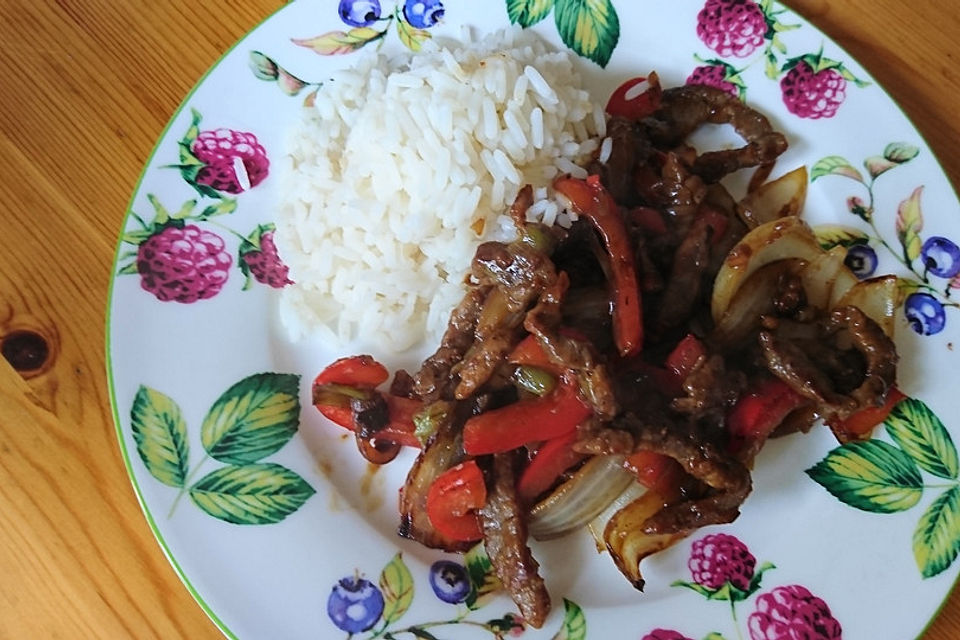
[0,1,957,637]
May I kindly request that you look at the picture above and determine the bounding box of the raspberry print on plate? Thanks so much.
[645,534,840,640]
[688,0,868,118]
[116,108,293,302]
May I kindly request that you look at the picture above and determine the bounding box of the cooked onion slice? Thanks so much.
[527,455,634,541]
[737,166,808,229]
[711,259,805,349]
[711,216,825,322]
[602,490,687,590]
[587,481,648,550]
[792,245,855,310]
[835,274,900,338]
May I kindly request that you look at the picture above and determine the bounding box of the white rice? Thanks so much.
[274,27,603,353]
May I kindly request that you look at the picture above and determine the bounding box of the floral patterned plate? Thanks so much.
[107,1,960,638]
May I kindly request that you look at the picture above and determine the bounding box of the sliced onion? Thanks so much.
[711,259,805,349]
[601,490,687,590]
[587,481,648,550]
[835,274,900,338]
[738,166,808,229]
[711,216,825,322]
[527,455,634,541]
[793,246,852,310]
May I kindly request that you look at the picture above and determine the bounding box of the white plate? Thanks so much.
[108,1,960,638]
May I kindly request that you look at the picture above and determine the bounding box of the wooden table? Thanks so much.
[0,0,957,637]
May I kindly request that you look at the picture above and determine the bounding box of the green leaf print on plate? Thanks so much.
[131,386,190,488]
[551,599,587,640]
[201,372,300,464]
[380,552,416,626]
[506,0,620,67]
[915,486,960,578]
[189,462,315,525]
[506,0,555,27]
[806,440,923,514]
[808,396,960,578]
[130,372,314,524]
[885,398,959,480]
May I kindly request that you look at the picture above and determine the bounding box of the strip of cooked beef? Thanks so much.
[587,115,653,205]
[672,353,746,423]
[573,416,635,455]
[653,214,713,333]
[414,286,489,402]
[642,84,788,183]
[479,451,551,629]
[651,150,707,246]
[523,270,619,419]
[758,305,897,429]
[615,412,752,534]
[453,241,560,398]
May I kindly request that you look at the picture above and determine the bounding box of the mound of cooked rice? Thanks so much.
[274,27,605,353]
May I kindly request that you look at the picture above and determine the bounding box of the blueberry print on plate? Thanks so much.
[810,142,960,335]
[325,550,582,639]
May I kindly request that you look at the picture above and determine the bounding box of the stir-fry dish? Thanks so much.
[310,76,900,628]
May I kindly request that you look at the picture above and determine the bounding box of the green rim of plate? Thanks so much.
[102,2,960,639]
[103,4,290,639]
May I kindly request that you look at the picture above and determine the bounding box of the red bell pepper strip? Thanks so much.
[313,391,423,449]
[624,450,687,501]
[831,387,907,440]
[509,334,555,371]
[554,174,643,356]
[517,431,587,503]
[425,460,487,542]
[312,356,422,448]
[727,378,806,455]
[664,333,706,383]
[629,206,668,236]
[605,74,663,120]
[314,355,389,387]
[463,376,593,456]
[508,328,591,372]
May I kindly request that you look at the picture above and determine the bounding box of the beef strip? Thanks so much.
[758,305,897,427]
[479,451,551,628]
[616,412,752,534]
[453,241,559,398]
[414,286,489,402]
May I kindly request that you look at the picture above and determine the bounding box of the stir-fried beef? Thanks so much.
[414,286,489,402]
[479,451,551,628]
[338,74,902,602]
[618,412,752,534]
[642,84,788,183]
[758,305,897,427]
